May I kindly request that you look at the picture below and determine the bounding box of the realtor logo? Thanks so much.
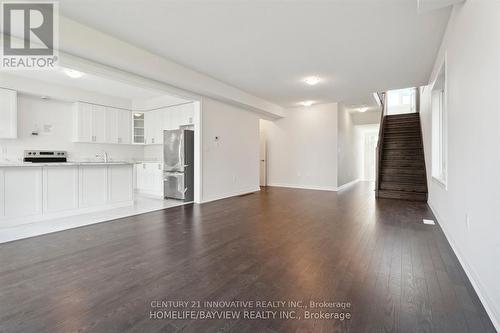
[1,1,59,69]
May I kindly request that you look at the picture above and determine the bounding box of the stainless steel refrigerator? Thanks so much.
[163,129,194,201]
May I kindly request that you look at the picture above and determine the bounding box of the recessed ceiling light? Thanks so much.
[63,68,85,79]
[303,76,321,86]
[300,101,314,107]
[359,107,368,113]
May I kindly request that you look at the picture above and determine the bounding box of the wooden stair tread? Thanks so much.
[377,112,427,202]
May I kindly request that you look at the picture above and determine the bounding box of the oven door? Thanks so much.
[164,172,186,200]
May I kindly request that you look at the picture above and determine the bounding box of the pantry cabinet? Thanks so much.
[0,88,17,139]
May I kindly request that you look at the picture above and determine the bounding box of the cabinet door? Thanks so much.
[0,89,17,139]
[73,102,93,142]
[108,165,133,203]
[136,163,146,190]
[170,107,180,130]
[43,166,79,213]
[92,105,106,143]
[105,107,118,144]
[154,110,164,144]
[3,167,43,218]
[179,103,194,126]
[117,110,131,144]
[79,166,108,207]
[144,111,154,145]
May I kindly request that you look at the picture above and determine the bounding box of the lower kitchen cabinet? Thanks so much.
[43,166,79,213]
[135,162,164,198]
[0,164,134,227]
[79,165,109,208]
[109,164,134,203]
[3,167,42,218]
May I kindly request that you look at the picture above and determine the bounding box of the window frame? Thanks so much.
[431,56,448,188]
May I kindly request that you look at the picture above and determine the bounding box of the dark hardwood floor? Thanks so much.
[0,182,495,333]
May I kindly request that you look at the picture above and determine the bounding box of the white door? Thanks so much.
[364,133,378,181]
[259,133,267,186]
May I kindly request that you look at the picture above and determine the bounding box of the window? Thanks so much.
[386,88,416,115]
[431,59,447,186]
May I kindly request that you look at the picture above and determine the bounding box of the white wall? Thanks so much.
[420,1,500,329]
[201,98,260,202]
[337,103,361,186]
[265,103,339,191]
[0,95,144,162]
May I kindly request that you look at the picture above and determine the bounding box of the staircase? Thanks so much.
[376,112,428,202]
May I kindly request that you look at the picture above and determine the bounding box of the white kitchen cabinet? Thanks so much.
[117,109,132,144]
[109,164,133,203]
[79,165,108,207]
[135,162,163,197]
[144,110,164,145]
[73,102,93,142]
[105,107,131,144]
[3,167,43,218]
[92,104,106,143]
[105,107,118,143]
[0,88,17,139]
[73,102,105,143]
[43,166,79,213]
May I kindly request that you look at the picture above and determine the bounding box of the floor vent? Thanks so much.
[423,219,436,225]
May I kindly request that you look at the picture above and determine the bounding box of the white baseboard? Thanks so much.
[267,183,338,192]
[267,179,361,192]
[201,187,261,204]
[336,178,360,191]
[428,202,500,332]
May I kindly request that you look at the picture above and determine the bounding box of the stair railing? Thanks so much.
[375,92,386,197]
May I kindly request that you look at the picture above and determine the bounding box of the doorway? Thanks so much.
[357,125,379,182]
[259,120,268,186]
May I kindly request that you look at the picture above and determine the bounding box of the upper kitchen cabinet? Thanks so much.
[0,88,18,139]
[144,109,164,145]
[132,112,145,144]
[105,107,132,144]
[74,102,131,144]
[73,102,106,143]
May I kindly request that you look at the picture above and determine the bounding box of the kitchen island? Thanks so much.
[0,162,134,227]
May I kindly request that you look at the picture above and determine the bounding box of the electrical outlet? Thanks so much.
[465,213,471,230]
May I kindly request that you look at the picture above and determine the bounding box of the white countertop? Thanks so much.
[0,161,134,168]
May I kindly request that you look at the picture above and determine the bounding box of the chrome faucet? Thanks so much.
[95,152,109,163]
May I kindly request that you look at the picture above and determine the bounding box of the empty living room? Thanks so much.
[0,0,498,332]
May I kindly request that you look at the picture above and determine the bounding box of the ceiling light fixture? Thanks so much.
[300,101,314,107]
[63,68,85,79]
[359,106,368,113]
[303,76,321,86]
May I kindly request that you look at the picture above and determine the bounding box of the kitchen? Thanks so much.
[0,66,201,243]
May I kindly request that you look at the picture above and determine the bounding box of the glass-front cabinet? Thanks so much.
[133,112,145,144]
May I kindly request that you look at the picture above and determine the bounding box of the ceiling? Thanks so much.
[59,0,451,108]
[9,68,189,104]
